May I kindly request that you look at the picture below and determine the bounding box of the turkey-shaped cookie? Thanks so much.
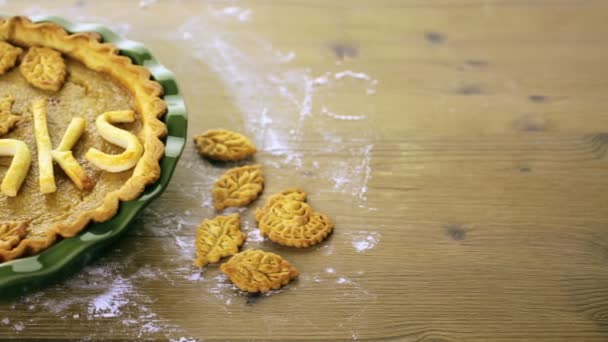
[194,129,256,161]
[20,46,67,91]
[220,249,299,293]
[0,41,22,75]
[254,188,307,222]
[256,189,334,248]
[194,213,246,267]
[212,164,264,210]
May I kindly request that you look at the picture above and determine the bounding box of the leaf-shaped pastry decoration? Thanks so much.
[0,41,22,75]
[20,46,67,91]
[194,213,246,267]
[0,95,20,136]
[220,249,299,293]
[212,165,264,210]
[255,189,334,247]
[193,129,257,161]
[0,221,28,251]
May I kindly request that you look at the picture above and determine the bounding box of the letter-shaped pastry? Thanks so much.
[32,99,56,193]
[32,99,93,192]
[50,118,94,191]
[85,110,143,172]
[0,139,32,197]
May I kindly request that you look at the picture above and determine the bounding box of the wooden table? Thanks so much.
[2,0,608,340]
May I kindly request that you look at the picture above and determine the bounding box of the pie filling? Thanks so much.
[0,57,139,239]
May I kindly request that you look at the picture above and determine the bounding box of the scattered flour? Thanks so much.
[276,51,295,63]
[138,0,158,9]
[247,229,265,243]
[209,274,239,306]
[321,107,367,121]
[13,322,24,332]
[174,236,196,260]
[334,70,378,94]
[337,277,353,285]
[88,277,132,318]
[171,338,199,342]
[4,263,180,339]
[174,14,378,183]
[209,5,252,22]
[184,271,204,282]
[334,70,372,81]
[3,3,381,341]
[329,145,373,202]
[351,231,381,253]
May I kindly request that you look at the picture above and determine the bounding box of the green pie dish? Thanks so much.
[0,15,187,297]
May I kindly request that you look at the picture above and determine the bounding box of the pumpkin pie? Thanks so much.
[0,16,167,262]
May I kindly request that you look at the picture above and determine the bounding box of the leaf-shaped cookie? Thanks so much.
[0,221,28,251]
[0,41,22,75]
[220,249,299,293]
[0,95,20,136]
[193,129,257,161]
[194,213,246,267]
[20,46,67,91]
[212,165,264,210]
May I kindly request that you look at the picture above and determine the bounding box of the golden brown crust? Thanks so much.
[0,94,20,136]
[0,40,22,75]
[194,213,246,268]
[193,129,256,161]
[255,189,334,247]
[0,16,168,261]
[220,249,299,293]
[254,188,307,222]
[0,221,28,253]
[212,164,264,210]
[19,46,67,91]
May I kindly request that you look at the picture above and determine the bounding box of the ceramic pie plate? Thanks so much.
[0,15,187,297]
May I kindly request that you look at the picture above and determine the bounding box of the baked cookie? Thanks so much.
[254,188,307,222]
[212,164,264,210]
[256,189,334,247]
[193,129,256,161]
[194,213,246,267]
[0,41,22,75]
[20,46,67,91]
[220,249,299,293]
[0,95,20,136]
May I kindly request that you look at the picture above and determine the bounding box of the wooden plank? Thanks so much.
[2,0,608,340]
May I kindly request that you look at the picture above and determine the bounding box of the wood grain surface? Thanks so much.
[2,0,608,341]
